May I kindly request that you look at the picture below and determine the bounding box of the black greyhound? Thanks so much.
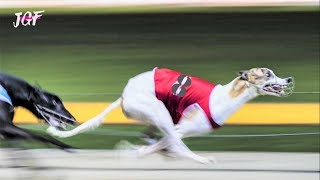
[0,73,77,149]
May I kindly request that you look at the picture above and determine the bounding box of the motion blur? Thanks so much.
[0,0,319,179]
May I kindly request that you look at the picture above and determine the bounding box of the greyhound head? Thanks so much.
[31,88,77,130]
[238,68,294,97]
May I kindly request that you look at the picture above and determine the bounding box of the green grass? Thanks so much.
[0,12,318,102]
[1,124,319,152]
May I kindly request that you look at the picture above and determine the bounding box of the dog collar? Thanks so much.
[0,84,12,105]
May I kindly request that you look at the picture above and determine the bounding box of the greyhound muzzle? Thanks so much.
[262,77,295,97]
[34,104,76,130]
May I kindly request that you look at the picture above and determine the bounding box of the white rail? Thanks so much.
[84,129,320,138]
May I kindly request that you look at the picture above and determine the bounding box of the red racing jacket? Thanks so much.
[154,68,220,129]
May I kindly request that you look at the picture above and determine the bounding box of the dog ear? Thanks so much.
[238,71,248,81]
[34,81,42,90]
[28,87,40,102]
[28,83,45,102]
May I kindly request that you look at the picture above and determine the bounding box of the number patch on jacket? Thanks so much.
[171,75,192,97]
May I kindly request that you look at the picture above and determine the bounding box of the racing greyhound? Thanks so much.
[48,67,294,162]
[0,73,76,149]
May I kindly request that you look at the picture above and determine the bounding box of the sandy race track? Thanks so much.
[0,149,319,180]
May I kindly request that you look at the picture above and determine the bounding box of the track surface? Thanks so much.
[0,149,319,180]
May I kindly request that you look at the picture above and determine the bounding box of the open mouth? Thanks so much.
[34,104,76,130]
[262,83,294,96]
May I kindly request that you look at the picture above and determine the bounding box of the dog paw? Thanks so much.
[114,140,138,150]
[192,155,218,164]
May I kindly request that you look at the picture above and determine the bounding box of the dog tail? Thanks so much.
[47,97,122,138]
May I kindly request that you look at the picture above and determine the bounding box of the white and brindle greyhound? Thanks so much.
[48,67,294,163]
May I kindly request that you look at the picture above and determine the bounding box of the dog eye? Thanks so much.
[265,73,270,77]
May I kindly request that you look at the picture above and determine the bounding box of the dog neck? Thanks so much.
[210,77,259,125]
[0,73,43,117]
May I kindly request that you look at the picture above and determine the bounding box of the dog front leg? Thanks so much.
[169,105,217,163]
[177,104,213,138]
[1,125,74,150]
[138,133,214,164]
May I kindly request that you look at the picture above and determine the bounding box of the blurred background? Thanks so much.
[0,0,319,152]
